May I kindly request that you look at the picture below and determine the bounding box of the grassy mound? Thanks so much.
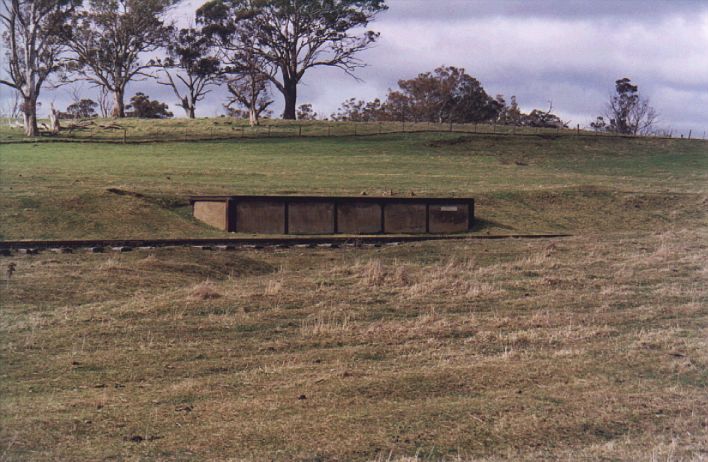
[1,131,705,239]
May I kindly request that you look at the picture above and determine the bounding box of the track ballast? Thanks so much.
[0,234,572,254]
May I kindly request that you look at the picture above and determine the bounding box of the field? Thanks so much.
[0,123,707,460]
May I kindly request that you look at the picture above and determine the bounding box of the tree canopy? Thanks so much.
[157,27,223,118]
[126,92,173,119]
[64,0,176,117]
[0,0,81,135]
[198,0,387,119]
[599,78,658,135]
[332,66,503,124]
[64,98,98,119]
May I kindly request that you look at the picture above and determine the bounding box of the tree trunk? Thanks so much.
[282,78,297,120]
[49,103,60,134]
[112,89,125,118]
[249,108,259,127]
[22,95,39,137]
[182,97,196,119]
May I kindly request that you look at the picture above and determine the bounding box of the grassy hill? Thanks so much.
[0,122,706,461]
[1,128,706,239]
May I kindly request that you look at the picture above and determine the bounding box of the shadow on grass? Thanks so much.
[472,217,516,232]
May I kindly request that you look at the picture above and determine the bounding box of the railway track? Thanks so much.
[0,234,572,255]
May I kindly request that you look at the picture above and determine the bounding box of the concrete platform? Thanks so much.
[190,195,474,235]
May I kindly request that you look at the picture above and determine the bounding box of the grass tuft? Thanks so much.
[187,280,222,300]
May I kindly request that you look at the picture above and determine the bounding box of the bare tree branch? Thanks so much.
[198,0,387,119]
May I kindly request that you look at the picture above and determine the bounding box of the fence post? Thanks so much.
[577,124,580,135]
[299,125,302,136]
[123,128,127,144]
[688,129,692,140]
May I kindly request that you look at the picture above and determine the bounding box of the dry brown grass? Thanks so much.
[187,280,222,300]
[0,228,706,461]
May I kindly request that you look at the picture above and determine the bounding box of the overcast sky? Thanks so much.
[10,0,708,134]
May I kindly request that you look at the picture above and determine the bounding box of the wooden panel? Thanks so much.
[428,203,470,233]
[193,201,228,231]
[288,201,335,235]
[337,202,382,234]
[383,203,427,233]
[235,200,285,234]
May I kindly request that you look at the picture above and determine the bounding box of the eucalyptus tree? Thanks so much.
[198,0,387,119]
[604,78,657,135]
[393,66,501,124]
[156,27,223,118]
[223,45,273,126]
[0,0,81,136]
[64,0,175,118]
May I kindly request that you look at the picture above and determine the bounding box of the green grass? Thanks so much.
[0,121,707,461]
[1,129,705,239]
[0,117,620,143]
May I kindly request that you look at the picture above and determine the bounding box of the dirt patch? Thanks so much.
[106,187,146,199]
[106,188,189,210]
[426,136,476,147]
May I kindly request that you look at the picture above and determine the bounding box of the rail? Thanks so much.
[0,234,573,253]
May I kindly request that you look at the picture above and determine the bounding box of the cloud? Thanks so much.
[384,0,706,21]
[19,0,708,134]
[293,2,708,131]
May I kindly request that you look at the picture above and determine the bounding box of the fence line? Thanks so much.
[1,120,706,145]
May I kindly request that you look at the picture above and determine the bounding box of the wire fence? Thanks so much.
[1,119,706,144]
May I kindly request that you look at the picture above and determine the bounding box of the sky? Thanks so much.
[4,0,708,134]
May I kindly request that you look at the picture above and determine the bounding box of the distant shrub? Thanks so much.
[126,93,173,119]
